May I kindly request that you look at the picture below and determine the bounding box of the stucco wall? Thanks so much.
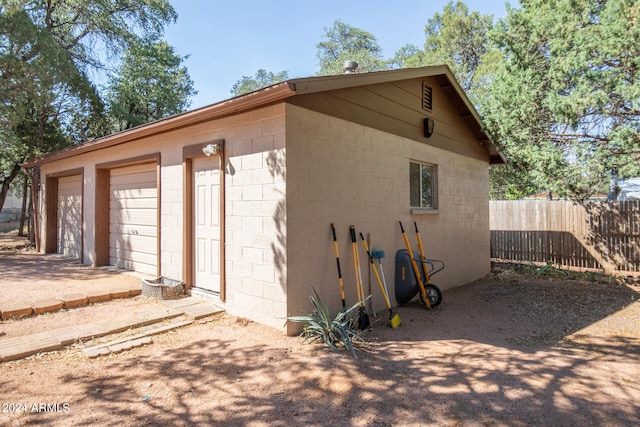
[284,104,490,330]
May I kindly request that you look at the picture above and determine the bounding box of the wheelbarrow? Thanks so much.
[394,249,444,307]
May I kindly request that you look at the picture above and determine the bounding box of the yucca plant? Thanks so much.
[289,287,368,359]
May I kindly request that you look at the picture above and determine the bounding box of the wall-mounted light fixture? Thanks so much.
[202,143,221,156]
[423,117,435,138]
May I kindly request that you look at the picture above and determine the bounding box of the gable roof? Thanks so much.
[24,65,505,166]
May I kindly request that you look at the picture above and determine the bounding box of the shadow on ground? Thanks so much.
[5,273,639,426]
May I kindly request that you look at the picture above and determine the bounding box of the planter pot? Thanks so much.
[141,277,184,300]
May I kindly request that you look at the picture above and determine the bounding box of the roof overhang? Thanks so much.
[23,65,505,167]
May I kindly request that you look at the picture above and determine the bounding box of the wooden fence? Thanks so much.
[490,200,640,272]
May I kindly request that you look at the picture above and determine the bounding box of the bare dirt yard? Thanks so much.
[1,237,639,426]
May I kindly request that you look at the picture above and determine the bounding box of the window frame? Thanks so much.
[409,160,438,213]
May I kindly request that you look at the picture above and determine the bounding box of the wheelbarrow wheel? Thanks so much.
[419,284,442,308]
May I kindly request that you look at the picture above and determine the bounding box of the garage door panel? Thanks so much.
[108,257,157,276]
[110,163,156,178]
[110,187,157,199]
[108,224,157,238]
[108,197,157,210]
[57,175,82,259]
[109,248,156,266]
[109,163,157,275]
[110,210,158,227]
[109,235,157,254]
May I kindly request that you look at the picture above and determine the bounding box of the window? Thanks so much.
[410,162,437,209]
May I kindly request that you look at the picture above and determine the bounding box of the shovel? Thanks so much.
[330,223,346,308]
[360,233,401,329]
[350,226,370,330]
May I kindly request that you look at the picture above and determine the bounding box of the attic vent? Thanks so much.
[422,82,433,111]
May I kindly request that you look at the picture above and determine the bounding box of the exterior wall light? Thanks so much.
[202,143,221,156]
[423,117,435,138]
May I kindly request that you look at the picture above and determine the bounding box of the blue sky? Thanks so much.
[164,1,514,109]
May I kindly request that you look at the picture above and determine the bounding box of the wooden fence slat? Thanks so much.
[490,200,640,272]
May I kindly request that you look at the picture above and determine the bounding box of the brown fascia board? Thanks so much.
[23,83,296,167]
[23,65,505,167]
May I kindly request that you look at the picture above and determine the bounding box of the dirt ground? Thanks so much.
[1,239,639,426]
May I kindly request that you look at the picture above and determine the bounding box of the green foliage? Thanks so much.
[483,0,640,200]
[107,39,197,131]
[0,0,179,210]
[288,287,368,359]
[393,0,498,104]
[316,20,386,75]
[230,69,289,97]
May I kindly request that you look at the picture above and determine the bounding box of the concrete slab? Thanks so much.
[33,298,64,315]
[181,303,224,320]
[82,320,193,358]
[50,324,106,346]
[61,293,88,309]
[108,336,152,353]
[83,347,110,359]
[160,297,206,309]
[0,333,61,362]
[0,304,34,320]
[86,290,111,304]
[128,288,142,297]
[109,288,130,299]
[1,295,222,363]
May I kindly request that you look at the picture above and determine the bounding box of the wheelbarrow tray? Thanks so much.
[394,249,444,305]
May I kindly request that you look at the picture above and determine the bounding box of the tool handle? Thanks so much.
[349,225,357,242]
[414,221,419,232]
[331,223,338,241]
[399,221,405,233]
[359,232,374,263]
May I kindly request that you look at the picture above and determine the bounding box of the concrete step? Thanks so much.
[0,297,224,362]
[82,319,195,358]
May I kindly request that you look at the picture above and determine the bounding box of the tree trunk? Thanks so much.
[25,167,40,251]
[19,174,28,236]
[0,162,22,214]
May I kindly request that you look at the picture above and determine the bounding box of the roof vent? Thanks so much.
[343,60,358,74]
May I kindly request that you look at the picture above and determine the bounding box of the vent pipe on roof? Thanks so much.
[343,60,358,74]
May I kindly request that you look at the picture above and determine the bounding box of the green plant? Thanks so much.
[289,287,368,359]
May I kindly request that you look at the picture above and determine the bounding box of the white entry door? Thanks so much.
[193,157,221,293]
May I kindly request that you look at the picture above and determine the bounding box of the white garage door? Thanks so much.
[109,163,158,275]
[57,175,82,259]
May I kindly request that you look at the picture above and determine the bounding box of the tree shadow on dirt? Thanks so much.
[17,331,637,426]
[8,275,640,426]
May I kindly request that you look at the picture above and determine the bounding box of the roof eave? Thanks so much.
[23,83,295,168]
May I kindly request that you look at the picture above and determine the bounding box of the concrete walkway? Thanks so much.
[0,297,223,362]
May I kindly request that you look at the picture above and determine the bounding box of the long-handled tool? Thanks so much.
[414,222,443,308]
[331,223,346,309]
[399,221,432,309]
[372,249,391,309]
[360,233,401,328]
[350,226,370,330]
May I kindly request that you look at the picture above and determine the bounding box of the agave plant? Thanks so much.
[289,287,368,359]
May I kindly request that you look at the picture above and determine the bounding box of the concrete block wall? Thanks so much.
[159,162,183,281]
[223,105,289,329]
[284,105,491,329]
